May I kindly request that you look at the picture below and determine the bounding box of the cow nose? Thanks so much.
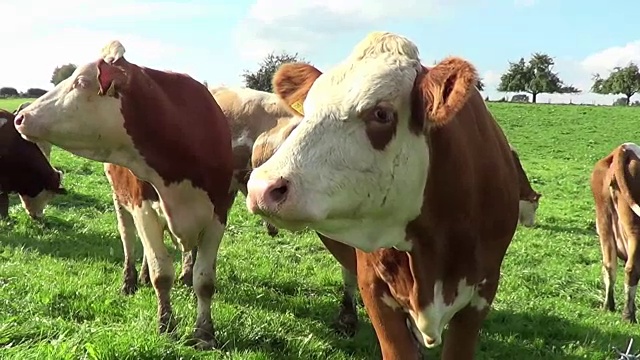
[14,113,25,126]
[246,177,290,214]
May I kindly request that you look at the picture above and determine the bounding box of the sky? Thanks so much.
[3,0,640,105]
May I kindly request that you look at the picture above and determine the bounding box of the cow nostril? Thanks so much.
[268,180,289,204]
[14,114,24,126]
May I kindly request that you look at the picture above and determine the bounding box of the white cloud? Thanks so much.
[0,0,219,91]
[482,40,640,104]
[233,0,455,62]
[482,70,502,88]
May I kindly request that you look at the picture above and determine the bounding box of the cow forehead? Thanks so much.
[305,55,421,117]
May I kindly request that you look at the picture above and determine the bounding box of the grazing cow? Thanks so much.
[0,109,66,219]
[246,32,520,359]
[591,142,640,324]
[509,144,542,227]
[14,40,235,349]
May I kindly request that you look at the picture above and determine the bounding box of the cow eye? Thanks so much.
[372,107,395,124]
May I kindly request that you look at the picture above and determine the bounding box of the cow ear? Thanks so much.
[96,60,125,98]
[272,63,322,116]
[412,57,477,128]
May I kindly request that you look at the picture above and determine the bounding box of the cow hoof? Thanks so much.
[159,316,178,335]
[186,329,218,350]
[332,313,359,338]
[139,272,151,286]
[179,271,194,288]
[603,300,615,312]
[121,281,138,296]
[622,312,637,324]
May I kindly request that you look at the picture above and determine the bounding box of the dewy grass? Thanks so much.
[1,98,639,359]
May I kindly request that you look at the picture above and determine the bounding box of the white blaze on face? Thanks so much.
[518,200,538,227]
[248,33,429,252]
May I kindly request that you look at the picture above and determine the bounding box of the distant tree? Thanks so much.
[476,79,485,91]
[591,62,640,105]
[26,88,47,97]
[497,53,580,103]
[50,64,77,86]
[0,87,18,97]
[242,51,309,92]
[613,97,629,106]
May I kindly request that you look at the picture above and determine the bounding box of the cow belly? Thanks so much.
[407,279,479,349]
[154,181,217,252]
[613,215,629,261]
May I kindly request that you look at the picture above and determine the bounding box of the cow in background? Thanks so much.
[591,142,640,324]
[0,109,66,219]
[509,144,542,227]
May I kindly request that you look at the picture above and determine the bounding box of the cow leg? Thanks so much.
[440,278,496,360]
[0,192,8,219]
[132,202,176,334]
[139,252,151,285]
[335,267,359,337]
[179,247,197,288]
[319,235,360,337]
[596,209,617,312]
[622,237,639,323]
[187,219,225,349]
[113,195,138,295]
[356,253,419,360]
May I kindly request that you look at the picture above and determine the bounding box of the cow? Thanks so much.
[0,109,66,219]
[245,31,520,359]
[591,142,640,324]
[14,40,236,349]
[509,144,542,227]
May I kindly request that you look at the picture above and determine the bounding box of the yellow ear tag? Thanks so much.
[290,101,304,116]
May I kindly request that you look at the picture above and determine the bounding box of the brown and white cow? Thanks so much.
[591,142,640,324]
[509,144,542,227]
[246,32,520,359]
[14,40,235,349]
[0,109,66,219]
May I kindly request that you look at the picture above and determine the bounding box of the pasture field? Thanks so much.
[1,97,639,360]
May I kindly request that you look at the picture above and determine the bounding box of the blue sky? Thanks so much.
[4,0,640,104]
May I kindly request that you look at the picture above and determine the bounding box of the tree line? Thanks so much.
[4,53,638,106]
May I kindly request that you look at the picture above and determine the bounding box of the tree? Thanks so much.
[497,53,580,103]
[0,87,18,97]
[26,88,47,97]
[591,62,640,105]
[242,51,309,92]
[476,79,485,91]
[50,64,77,86]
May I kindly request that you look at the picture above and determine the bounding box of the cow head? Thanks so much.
[246,32,478,252]
[519,192,542,227]
[14,40,134,164]
[20,169,67,219]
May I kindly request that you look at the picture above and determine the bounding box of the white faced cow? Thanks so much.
[14,40,236,349]
[246,32,520,359]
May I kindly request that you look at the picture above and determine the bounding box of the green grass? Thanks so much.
[1,97,639,359]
